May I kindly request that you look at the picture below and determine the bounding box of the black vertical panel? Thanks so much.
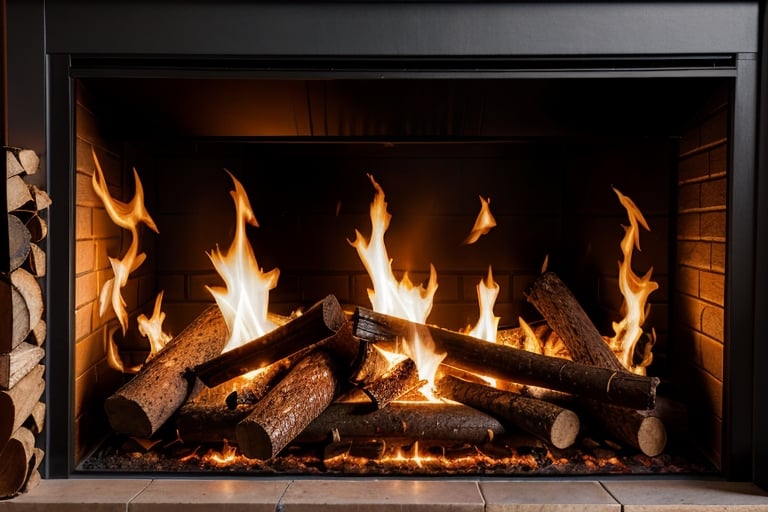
[725,54,759,482]
[753,0,768,492]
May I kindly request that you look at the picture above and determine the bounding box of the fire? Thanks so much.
[206,170,280,353]
[465,266,501,386]
[91,148,159,334]
[462,195,496,245]
[137,291,172,357]
[349,174,444,396]
[607,186,659,375]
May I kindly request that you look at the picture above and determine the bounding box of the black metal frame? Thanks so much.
[4,0,765,485]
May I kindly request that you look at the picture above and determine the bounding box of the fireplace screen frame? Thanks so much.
[3,0,765,485]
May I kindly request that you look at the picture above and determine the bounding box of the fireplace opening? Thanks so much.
[70,70,729,477]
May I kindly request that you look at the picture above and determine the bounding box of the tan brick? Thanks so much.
[75,239,96,274]
[701,109,728,146]
[95,236,122,271]
[677,182,701,211]
[76,170,101,207]
[677,240,710,270]
[699,332,724,381]
[75,301,94,342]
[675,266,699,297]
[701,304,725,341]
[74,329,105,378]
[73,364,97,420]
[75,271,98,308]
[700,177,727,208]
[678,152,709,182]
[701,210,726,240]
[676,212,700,239]
[75,205,93,239]
[675,294,705,332]
[301,274,352,304]
[92,207,122,239]
[711,242,726,272]
[678,125,702,155]
[189,272,222,301]
[709,144,728,175]
[700,270,725,306]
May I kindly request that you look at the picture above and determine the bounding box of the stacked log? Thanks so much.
[1,148,48,498]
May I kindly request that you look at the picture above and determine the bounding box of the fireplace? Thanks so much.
[3,0,767,489]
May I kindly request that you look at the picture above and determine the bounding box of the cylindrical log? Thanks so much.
[296,400,505,445]
[525,271,624,371]
[236,350,339,460]
[104,305,229,438]
[194,295,348,388]
[436,374,580,449]
[360,357,425,409]
[349,339,391,385]
[0,364,45,448]
[581,400,666,456]
[353,307,658,410]
[0,426,36,499]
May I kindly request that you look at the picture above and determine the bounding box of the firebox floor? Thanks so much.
[3,478,768,510]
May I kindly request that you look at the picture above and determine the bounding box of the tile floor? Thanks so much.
[1,478,768,511]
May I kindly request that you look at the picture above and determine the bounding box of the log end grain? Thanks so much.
[550,409,580,449]
[235,421,273,460]
[637,415,667,457]
[103,395,153,439]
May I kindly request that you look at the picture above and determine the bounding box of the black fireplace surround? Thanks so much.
[3,0,768,488]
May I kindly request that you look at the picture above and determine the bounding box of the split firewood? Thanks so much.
[22,447,44,493]
[26,243,46,278]
[175,358,294,445]
[26,319,46,347]
[0,426,36,499]
[352,307,658,410]
[104,305,229,438]
[0,278,27,353]
[0,342,45,391]
[194,295,354,388]
[23,212,47,243]
[25,401,46,435]
[5,150,25,178]
[0,364,45,449]
[9,267,44,350]
[6,175,33,212]
[525,271,667,456]
[359,357,425,409]
[235,350,340,460]
[295,400,505,445]
[7,214,31,272]
[435,374,580,449]
[348,339,391,385]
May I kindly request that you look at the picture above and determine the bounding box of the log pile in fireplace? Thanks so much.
[99,271,678,474]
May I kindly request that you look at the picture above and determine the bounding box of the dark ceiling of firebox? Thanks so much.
[79,77,723,140]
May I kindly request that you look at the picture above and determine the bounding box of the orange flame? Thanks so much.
[465,266,501,386]
[607,186,659,375]
[206,170,279,353]
[137,291,172,357]
[349,174,444,395]
[91,148,158,335]
[462,195,496,245]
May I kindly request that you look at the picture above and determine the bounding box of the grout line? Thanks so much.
[125,479,154,511]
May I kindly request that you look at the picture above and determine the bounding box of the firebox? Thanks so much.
[4,0,767,489]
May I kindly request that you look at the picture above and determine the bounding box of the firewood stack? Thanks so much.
[1,148,48,498]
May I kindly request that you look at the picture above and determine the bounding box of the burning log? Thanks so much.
[323,440,387,461]
[295,401,505,445]
[348,339,391,385]
[193,295,353,388]
[435,374,580,449]
[525,271,667,456]
[352,307,658,410]
[236,350,340,460]
[104,305,229,438]
[359,357,425,409]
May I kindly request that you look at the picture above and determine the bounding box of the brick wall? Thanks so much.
[673,84,729,467]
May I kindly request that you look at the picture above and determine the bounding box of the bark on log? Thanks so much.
[353,307,658,410]
[525,271,667,455]
[295,400,505,445]
[0,342,45,391]
[525,271,624,371]
[0,426,36,499]
[359,357,425,409]
[194,295,349,388]
[348,339,391,385]
[435,374,580,449]
[0,364,45,448]
[236,350,340,460]
[104,305,229,438]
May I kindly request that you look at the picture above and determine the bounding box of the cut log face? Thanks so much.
[0,426,36,499]
[0,364,45,449]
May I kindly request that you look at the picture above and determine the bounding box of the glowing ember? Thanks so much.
[462,195,496,245]
[206,170,280,353]
[607,186,659,375]
[91,148,159,335]
[137,291,172,358]
[349,174,444,395]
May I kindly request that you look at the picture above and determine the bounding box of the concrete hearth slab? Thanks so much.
[1,478,768,511]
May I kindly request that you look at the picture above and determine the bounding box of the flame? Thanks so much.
[206,170,280,353]
[106,325,141,374]
[607,186,659,375]
[462,195,496,245]
[465,266,501,386]
[137,291,172,357]
[91,148,158,334]
[349,174,444,396]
